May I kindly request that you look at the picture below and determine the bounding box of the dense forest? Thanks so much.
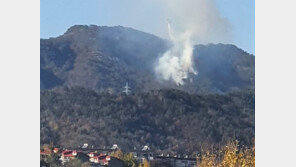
[41,87,254,156]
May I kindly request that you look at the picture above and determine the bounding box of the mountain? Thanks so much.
[40,25,254,94]
[40,25,255,155]
[41,87,254,155]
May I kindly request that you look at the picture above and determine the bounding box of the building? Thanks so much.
[40,149,51,156]
[40,147,59,156]
[142,145,150,151]
[60,150,78,164]
[53,148,59,153]
[90,154,111,165]
[88,152,100,158]
[111,144,119,150]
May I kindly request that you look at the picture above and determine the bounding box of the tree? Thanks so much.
[41,153,61,167]
[110,149,124,159]
[138,158,150,167]
[196,141,255,167]
[64,159,83,167]
[122,153,137,167]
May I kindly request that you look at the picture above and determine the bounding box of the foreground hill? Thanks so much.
[40,87,254,155]
[41,25,254,94]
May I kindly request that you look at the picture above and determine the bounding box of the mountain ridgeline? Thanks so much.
[41,25,254,94]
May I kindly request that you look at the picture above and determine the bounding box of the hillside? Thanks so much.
[40,25,254,94]
[40,87,254,155]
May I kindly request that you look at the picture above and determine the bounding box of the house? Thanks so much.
[111,144,119,150]
[60,150,78,164]
[40,149,51,156]
[90,156,125,167]
[90,154,111,165]
[53,148,59,153]
[40,147,59,155]
[40,148,52,157]
[142,145,150,151]
[90,157,125,167]
[82,143,89,148]
[88,152,100,158]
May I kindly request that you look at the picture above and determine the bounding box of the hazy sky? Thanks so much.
[40,0,254,54]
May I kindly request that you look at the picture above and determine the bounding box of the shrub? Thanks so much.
[197,141,255,167]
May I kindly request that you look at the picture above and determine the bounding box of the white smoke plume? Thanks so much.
[154,0,231,85]
[155,21,197,85]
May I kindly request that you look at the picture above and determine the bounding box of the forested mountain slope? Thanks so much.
[41,87,254,155]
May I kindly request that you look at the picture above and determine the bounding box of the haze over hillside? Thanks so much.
[40,25,254,94]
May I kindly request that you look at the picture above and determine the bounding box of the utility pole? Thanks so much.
[122,82,131,95]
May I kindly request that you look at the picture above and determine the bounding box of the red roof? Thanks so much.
[93,155,111,163]
[62,150,72,154]
[62,150,77,157]
[40,149,51,155]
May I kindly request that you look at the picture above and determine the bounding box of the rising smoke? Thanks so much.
[154,0,231,85]
[155,21,197,85]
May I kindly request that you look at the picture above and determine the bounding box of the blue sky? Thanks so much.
[40,0,254,54]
